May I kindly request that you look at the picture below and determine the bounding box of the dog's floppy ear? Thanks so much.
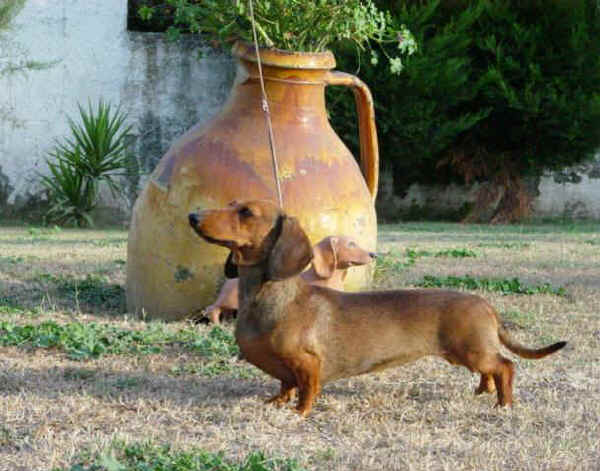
[312,237,337,279]
[224,252,238,279]
[266,215,313,281]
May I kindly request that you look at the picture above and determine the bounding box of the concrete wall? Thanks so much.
[378,157,600,221]
[534,161,600,219]
[0,0,234,221]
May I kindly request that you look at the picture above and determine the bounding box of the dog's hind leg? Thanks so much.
[492,355,515,407]
[457,350,513,406]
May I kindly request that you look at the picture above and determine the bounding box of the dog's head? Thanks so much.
[311,236,376,279]
[188,200,313,281]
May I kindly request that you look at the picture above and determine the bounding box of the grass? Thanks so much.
[501,310,537,330]
[374,247,477,280]
[477,241,531,249]
[31,272,125,311]
[416,275,567,296]
[1,222,599,470]
[0,319,242,368]
[55,442,305,471]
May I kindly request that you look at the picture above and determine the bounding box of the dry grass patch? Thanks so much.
[0,222,599,470]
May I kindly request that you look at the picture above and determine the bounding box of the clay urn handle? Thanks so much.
[324,71,379,201]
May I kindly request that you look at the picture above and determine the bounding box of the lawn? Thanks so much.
[0,222,598,470]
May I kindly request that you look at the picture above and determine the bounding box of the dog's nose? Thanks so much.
[369,252,377,259]
[188,213,199,226]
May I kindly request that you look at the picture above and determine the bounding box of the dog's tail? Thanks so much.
[498,326,566,359]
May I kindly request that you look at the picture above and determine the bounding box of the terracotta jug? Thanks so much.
[127,42,379,320]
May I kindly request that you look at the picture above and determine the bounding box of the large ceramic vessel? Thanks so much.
[127,42,379,320]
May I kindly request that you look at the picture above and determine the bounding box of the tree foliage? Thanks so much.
[0,0,25,31]
[330,0,600,222]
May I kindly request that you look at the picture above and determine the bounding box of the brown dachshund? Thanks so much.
[201,236,375,324]
[188,200,566,417]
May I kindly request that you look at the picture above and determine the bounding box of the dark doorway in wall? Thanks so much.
[127,0,175,32]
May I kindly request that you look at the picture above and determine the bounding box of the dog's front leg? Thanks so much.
[266,381,297,407]
[290,352,321,417]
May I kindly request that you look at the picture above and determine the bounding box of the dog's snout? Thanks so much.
[369,252,377,259]
[188,213,199,227]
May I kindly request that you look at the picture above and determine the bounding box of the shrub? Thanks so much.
[41,100,133,226]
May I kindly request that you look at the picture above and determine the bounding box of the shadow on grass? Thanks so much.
[0,363,270,407]
[0,238,126,247]
[0,274,127,316]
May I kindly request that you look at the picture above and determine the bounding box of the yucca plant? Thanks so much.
[41,147,95,227]
[41,100,133,227]
[62,100,133,196]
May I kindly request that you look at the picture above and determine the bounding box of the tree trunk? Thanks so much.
[462,174,540,224]
[490,175,540,224]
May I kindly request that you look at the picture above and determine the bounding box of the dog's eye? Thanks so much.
[348,241,356,247]
[238,206,253,217]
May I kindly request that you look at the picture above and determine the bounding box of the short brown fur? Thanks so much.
[200,236,375,324]
[188,200,567,417]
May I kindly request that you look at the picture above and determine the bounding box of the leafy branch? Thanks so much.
[137,0,417,74]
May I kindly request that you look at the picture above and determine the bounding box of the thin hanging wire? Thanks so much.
[247,0,284,208]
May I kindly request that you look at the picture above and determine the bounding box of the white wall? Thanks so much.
[0,0,234,217]
[535,170,600,219]
[379,158,600,221]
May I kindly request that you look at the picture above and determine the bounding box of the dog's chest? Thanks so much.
[234,281,303,383]
[235,322,295,384]
[237,279,299,332]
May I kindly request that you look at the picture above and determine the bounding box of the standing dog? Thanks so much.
[189,200,566,417]
[200,236,375,324]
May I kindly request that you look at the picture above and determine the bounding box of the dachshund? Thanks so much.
[188,200,566,417]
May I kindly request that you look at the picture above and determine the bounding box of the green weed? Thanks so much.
[376,247,477,279]
[55,441,305,471]
[0,321,240,364]
[0,255,25,264]
[417,275,566,296]
[90,238,127,248]
[477,241,531,249]
[0,321,160,359]
[27,225,62,237]
[0,296,30,316]
[187,325,239,357]
[434,248,477,258]
[176,327,249,377]
[374,249,414,279]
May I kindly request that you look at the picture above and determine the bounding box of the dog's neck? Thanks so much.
[236,264,266,306]
[301,266,346,290]
[236,264,304,332]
